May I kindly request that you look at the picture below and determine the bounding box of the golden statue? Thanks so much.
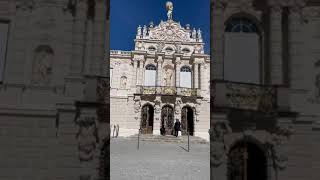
[166,1,173,21]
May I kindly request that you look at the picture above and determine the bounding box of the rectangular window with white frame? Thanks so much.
[0,21,9,83]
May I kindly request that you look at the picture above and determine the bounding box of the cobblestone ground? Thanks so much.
[110,138,210,180]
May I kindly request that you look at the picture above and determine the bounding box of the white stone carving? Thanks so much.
[197,28,202,42]
[120,76,127,89]
[163,68,173,86]
[137,25,142,38]
[154,100,161,114]
[166,1,174,21]
[210,121,232,166]
[143,25,147,38]
[175,99,182,114]
[134,100,141,113]
[148,21,192,42]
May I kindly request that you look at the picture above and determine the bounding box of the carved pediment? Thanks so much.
[148,21,192,42]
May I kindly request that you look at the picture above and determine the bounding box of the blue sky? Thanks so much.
[110,0,210,54]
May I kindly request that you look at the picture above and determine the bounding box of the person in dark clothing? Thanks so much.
[174,119,181,137]
[160,124,166,136]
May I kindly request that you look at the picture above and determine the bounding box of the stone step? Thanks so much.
[126,134,209,144]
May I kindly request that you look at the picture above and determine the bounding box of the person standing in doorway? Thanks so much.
[174,119,181,137]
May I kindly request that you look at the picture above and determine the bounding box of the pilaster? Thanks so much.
[288,1,306,90]
[268,1,283,85]
[156,53,164,87]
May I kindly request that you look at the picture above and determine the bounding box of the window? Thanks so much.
[144,64,157,86]
[0,22,9,82]
[224,17,260,84]
[180,66,192,88]
[148,46,156,52]
[182,48,190,54]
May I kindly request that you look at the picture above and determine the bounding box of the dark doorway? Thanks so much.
[161,105,174,135]
[181,106,194,136]
[228,141,267,180]
[141,104,154,134]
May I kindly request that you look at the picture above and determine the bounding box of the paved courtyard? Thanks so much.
[110,138,210,180]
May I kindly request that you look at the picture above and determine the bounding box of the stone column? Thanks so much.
[269,3,283,85]
[136,59,145,86]
[132,59,138,87]
[288,3,306,89]
[200,62,207,91]
[211,1,225,80]
[153,96,161,135]
[194,63,199,89]
[140,59,145,86]
[157,55,163,86]
[175,56,181,87]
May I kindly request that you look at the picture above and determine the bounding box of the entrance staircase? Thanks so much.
[126,134,209,144]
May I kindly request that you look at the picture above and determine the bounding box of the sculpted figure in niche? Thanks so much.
[163,68,173,86]
[32,45,54,85]
[166,1,173,21]
[120,76,127,89]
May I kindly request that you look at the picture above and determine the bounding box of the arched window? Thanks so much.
[144,64,157,86]
[180,66,192,88]
[224,17,261,84]
[225,17,258,33]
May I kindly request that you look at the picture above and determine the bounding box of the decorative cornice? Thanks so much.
[16,0,35,11]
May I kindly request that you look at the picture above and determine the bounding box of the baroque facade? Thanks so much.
[211,0,320,180]
[110,4,210,140]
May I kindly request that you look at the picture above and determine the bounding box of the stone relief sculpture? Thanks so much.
[166,1,173,21]
[134,100,141,113]
[120,76,127,89]
[31,45,54,85]
[211,121,232,167]
[175,99,182,114]
[75,115,99,162]
[154,100,161,114]
[163,68,173,86]
[264,123,293,170]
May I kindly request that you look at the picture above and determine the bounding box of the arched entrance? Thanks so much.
[228,141,267,180]
[161,105,174,135]
[181,106,194,135]
[141,104,154,134]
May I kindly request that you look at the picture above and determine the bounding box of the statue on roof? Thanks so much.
[166,1,173,21]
